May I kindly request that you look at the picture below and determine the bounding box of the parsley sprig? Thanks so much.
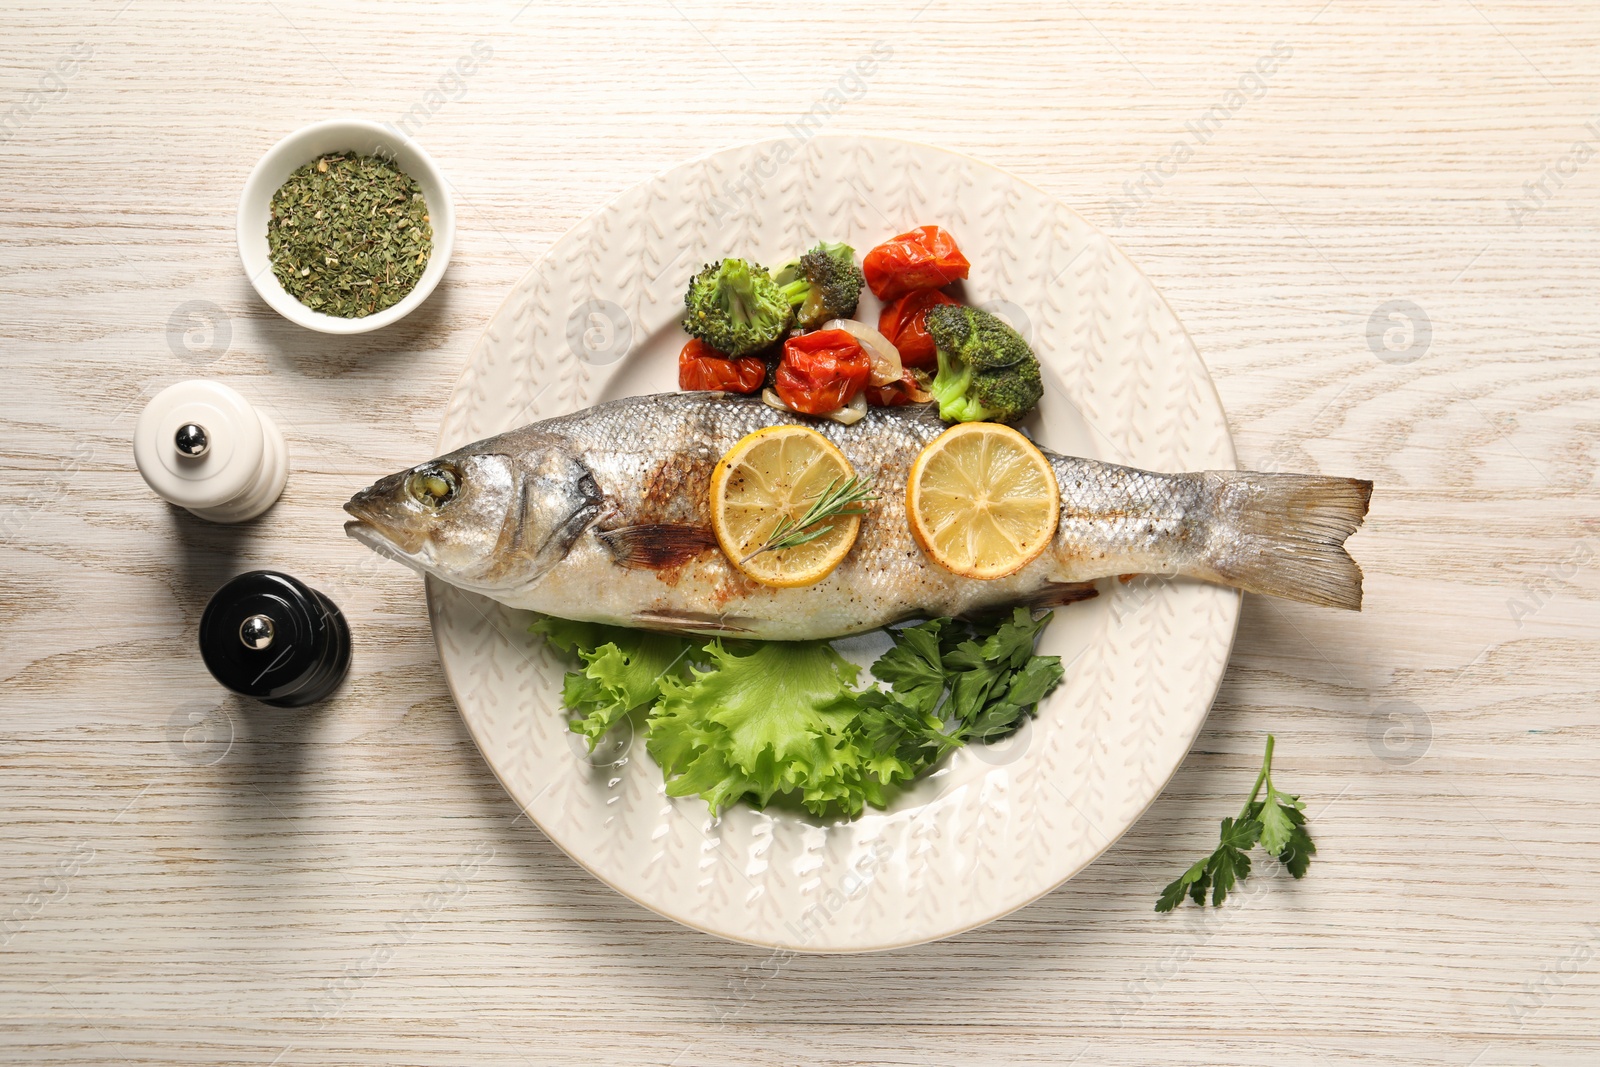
[1155,734,1316,911]
[855,610,1065,765]
[740,475,877,563]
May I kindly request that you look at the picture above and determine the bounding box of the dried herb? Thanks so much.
[267,152,432,318]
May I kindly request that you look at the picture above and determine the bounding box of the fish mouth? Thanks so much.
[343,516,425,568]
[342,496,388,549]
[343,484,430,555]
[343,485,433,572]
[342,493,378,524]
[341,514,382,549]
[342,486,386,525]
[342,511,403,556]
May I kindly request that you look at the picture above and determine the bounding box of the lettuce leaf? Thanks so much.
[530,616,692,746]
[531,607,1066,819]
[648,640,874,816]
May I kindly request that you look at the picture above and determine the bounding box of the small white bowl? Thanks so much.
[237,118,455,335]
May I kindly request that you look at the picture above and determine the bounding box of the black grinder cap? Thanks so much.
[199,570,350,707]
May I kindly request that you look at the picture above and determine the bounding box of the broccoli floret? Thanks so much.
[775,241,865,330]
[683,259,794,356]
[925,304,1044,423]
[944,359,1044,423]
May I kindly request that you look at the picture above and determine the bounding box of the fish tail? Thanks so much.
[1196,472,1373,610]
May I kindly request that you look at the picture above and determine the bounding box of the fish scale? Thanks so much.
[345,392,1372,640]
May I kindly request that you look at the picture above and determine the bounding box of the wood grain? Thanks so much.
[2,0,1597,1063]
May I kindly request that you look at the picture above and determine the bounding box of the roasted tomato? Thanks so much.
[862,225,970,301]
[775,329,871,415]
[878,289,960,368]
[865,369,934,407]
[678,337,766,394]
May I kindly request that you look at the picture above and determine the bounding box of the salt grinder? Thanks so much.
[134,380,287,522]
[199,571,351,707]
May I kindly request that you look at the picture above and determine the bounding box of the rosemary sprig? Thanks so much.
[740,475,877,564]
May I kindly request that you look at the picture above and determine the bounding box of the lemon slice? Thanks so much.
[907,422,1060,580]
[710,425,864,587]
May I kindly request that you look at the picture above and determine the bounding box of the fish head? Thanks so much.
[343,435,604,593]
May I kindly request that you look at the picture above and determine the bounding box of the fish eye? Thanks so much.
[407,465,458,508]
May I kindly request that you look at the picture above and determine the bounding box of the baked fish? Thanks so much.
[344,393,1371,640]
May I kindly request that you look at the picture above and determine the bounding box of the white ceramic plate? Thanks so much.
[426,135,1239,952]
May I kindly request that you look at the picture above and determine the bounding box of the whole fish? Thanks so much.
[345,393,1371,640]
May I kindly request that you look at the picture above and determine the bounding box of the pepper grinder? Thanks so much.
[134,379,288,522]
[199,571,351,707]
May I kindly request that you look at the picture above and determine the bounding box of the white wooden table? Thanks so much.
[4,1,1597,1063]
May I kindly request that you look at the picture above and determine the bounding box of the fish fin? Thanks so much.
[631,610,756,634]
[1199,472,1373,610]
[595,523,718,570]
[953,584,1098,627]
[1018,580,1101,609]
